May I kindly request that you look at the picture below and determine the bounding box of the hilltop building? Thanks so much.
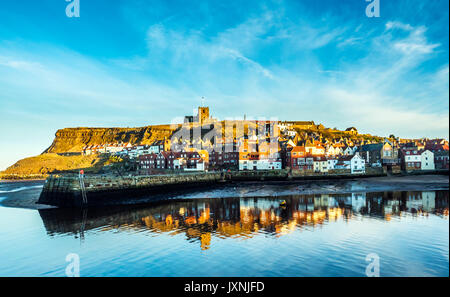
[279,121,316,130]
[345,127,358,135]
[184,106,213,124]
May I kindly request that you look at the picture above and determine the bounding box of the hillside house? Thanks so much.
[138,153,158,175]
[434,151,449,169]
[336,154,365,174]
[327,158,338,170]
[343,145,357,156]
[400,148,421,171]
[286,146,306,170]
[239,152,259,171]
[345,127,358,135]
[358,142,398,167]
[304,140,325,156]
[313,156,328,173]
[420,150,435,170]
[325,144,342,157]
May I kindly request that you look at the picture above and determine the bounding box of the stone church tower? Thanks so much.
[198,106,210,124]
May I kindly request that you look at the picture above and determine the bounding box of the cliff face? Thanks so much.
[0,125,179,178]
[44,125,178,153]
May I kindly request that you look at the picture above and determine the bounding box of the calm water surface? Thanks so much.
[0,181,448,277]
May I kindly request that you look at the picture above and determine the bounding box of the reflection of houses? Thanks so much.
[351,193,366,213]
[313,195,338,209]
[39,191,448,249]
[406,191,436,213]
[383,199,401,219]
[422,192,436,212]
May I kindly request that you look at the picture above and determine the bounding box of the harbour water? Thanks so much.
[0,181,448,277]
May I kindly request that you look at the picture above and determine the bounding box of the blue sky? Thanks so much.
[0,0,448,170]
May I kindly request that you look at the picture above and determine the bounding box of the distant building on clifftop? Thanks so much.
[184,106,212,124]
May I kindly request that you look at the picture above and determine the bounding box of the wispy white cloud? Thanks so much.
[385,21,414,31]
[392,26,440,54]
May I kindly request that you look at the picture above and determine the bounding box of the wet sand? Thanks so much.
[0,180,54,210]
[0,174,448,210]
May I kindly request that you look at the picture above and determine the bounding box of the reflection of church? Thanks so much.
[39,191,449,249]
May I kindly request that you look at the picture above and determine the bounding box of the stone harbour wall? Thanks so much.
[38,169,390,208]
[38,172,223,208]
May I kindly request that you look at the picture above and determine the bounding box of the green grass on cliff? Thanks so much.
[1,153,107,177]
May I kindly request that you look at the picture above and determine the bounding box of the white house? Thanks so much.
[149,145,161,154]
[351,154,365,174]
[313,156,328,173]
[277,122,293,132]
[336,154,365,174]
[350,154,365,174]
[420,150,435,170]
[106,143,132,154]
[327,158,338,170]
[402,149,421,170]
[305,143,325,156]
[284,130,297,137]
[343,146,357,156]
[326,145,343,157]
[239,153,282,171]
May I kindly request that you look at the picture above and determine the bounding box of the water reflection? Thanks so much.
[39,191,448,250]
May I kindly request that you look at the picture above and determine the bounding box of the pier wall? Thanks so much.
[38,168,392,208]
[38,173,223,207]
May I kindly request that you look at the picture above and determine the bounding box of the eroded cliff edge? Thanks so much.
[44,125,176,153]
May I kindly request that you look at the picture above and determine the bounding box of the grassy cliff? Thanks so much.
[1,125,179,179]
[0,153,107,179]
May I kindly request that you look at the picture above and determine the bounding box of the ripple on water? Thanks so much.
[0,189,448,277]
